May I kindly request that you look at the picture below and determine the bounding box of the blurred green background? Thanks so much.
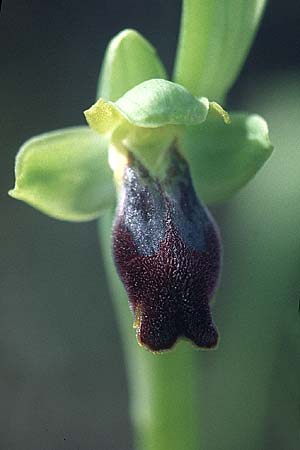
[0,1,299,449]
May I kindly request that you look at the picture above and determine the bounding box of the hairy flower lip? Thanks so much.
[112,149,221,352]
[114,219,220,352]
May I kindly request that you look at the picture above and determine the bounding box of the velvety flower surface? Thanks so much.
[113,149,221,352]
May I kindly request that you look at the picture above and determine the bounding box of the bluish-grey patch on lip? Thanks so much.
[119,149,217,256]
[119,158,166,256]
[162,149,215,252]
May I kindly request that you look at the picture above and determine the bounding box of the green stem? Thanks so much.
[98,212,201,450]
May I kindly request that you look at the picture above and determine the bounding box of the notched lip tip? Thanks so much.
[136,331,178,354]
[192,331,220,351]
[135,332,220,354]
[198,339,220,351]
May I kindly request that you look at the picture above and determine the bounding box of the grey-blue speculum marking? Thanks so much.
[113,148,221,352]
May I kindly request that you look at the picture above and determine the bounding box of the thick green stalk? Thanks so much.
[98,212,201,450]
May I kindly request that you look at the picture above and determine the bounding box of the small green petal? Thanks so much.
[97,29,167,101]
[209,101,231,124]
[84,99,123,136]
[9,127,114,222]
[178,113,273,204]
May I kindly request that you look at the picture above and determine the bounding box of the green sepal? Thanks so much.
[98,29,168,101]
[9,127,115,222]
[178,113,273,204]
[114,79,209,128]
[86,79,209,132]
[85,79,210,172]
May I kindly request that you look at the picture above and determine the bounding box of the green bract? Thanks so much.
[174,0,267,102]
[9,127,114,221]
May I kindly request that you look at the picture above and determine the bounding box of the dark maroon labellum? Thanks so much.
[113,149,221,352]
